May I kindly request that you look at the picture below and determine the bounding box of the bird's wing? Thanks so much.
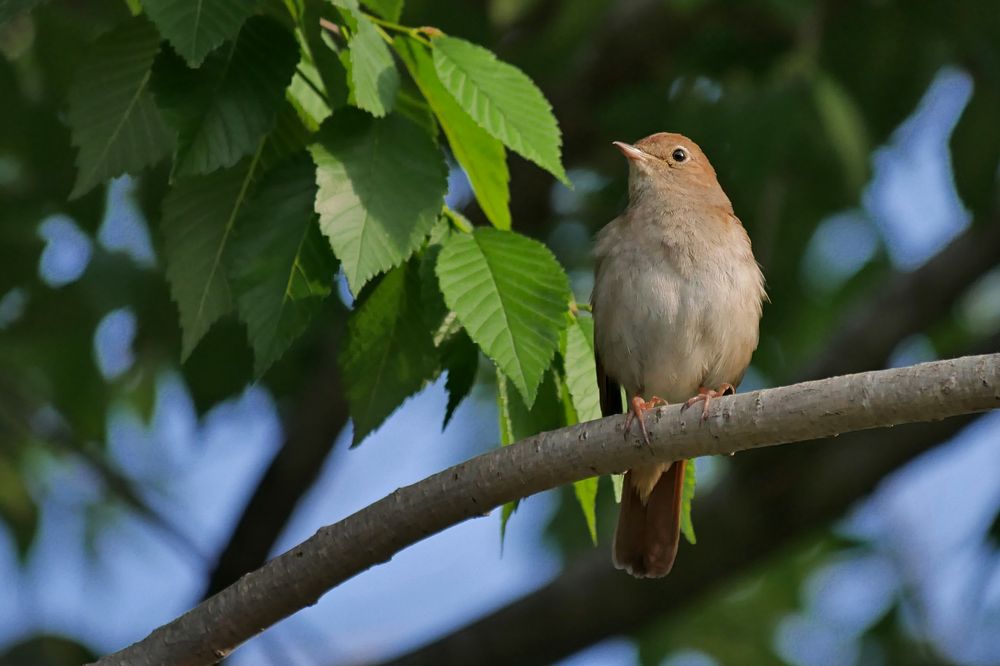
[595,345,623,417]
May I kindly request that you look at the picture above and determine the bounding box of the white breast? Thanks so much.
[592,213,763,405]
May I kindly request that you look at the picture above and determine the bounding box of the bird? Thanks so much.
[591,132,766,577]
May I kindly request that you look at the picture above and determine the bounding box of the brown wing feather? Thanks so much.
[595,348,623,417]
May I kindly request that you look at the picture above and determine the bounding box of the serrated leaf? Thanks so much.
[497,367,517,542]
[497,368,563,543]
[67,16,173,199]
[395,89,439,141]
[441,331,477,428]
[163,148,264,358]
[680,459,697,545]
[436,228,569,407]
[557,369,598,544]
[397,37,510,229]
[310,109,447,293]
[294,0,350,115]
[153,16,298,177]
[230,156,335,376]
[432,35,567,185]
[563,314,601,422]
[260,101,312,170]
[363,0,403,21]
[341,262,440,444]
[343,11,399,117]
[142,0,259,67]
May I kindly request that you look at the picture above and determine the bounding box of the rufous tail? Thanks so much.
[612,460,685,578]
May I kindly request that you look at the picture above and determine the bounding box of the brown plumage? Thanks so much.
[592,133,766,577]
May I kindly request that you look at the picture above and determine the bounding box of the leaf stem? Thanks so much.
[443,206,474,233]
[364,13,434,46]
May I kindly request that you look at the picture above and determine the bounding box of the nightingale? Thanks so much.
[592,132,766,578]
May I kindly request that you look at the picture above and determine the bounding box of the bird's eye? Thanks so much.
[671,148,688,163]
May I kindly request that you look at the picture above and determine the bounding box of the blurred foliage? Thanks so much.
[0,0,999,663]
[0,634,96,666]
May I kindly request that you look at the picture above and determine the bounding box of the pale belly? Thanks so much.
[593,245,758,405]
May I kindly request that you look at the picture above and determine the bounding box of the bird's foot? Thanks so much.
[682,384,735,422]
[624,395,667,445]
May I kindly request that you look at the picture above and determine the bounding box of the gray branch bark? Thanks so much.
[94,354,1000,666]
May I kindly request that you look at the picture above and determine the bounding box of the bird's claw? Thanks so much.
[681,384,735,422]
[624,395,666,445]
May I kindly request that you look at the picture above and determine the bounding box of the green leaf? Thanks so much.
[288,62,333,130]
[260,100,312,170]
[431,35,567,185]
[497,368,563,542]
[680,459,697,545]
[0,455,38,560]
[556,369,598,544]
[612,473,624,503]
[310,109,448,293]
[573,475,599,544]
[441,331,478,428]
[163,148,264,359]
[496,367,517,541]
[142,0,259,67]
[395,89,440,141]
[436,228,569,407]
[812,72,870,193]
[340,262,440,444]
[396,37,510,229]
[67,16,173,199]
[342,10,399,117]
[153,16,298,177]
[363,0,403,21]
[562,314,601,422]
[230,155,335,376]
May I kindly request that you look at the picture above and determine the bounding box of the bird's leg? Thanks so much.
[624,395,667,445]
[682,383,735,422]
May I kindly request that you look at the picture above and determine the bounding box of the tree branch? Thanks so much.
[203,324,349,597]
[94,355,1000,666]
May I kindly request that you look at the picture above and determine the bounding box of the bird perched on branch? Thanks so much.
[592,133,766,577]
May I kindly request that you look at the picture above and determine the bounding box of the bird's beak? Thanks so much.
[613,141,647,162]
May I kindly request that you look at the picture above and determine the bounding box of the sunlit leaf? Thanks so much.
[557,369,598,544]
[397,37,510,229]
[497,369,564,542]
[432,35,567,184]
[562,314,601,422]
[67,16,172,198]
[341,10,399,117]
[436,228,569,407]
[310,109,447,293]
[680,459,697,545]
